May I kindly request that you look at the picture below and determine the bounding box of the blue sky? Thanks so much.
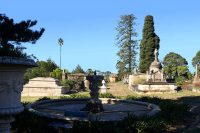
[1,0,200,73]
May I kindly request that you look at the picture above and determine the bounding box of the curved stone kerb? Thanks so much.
[27,98,161,122]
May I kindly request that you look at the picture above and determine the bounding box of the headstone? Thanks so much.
[100,80,107,93]
[62,70,67,81]
[84,76,90,90]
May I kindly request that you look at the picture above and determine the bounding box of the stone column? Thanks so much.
[195,64,199,79]
[62,70,66,81]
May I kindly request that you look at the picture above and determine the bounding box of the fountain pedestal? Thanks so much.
[81,71,104,113]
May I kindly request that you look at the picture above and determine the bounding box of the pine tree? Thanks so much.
[139,15,160,73]
[0,14,45,58]
[116,14,138,78]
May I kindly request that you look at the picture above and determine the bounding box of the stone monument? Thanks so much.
[130,48,177,93]
[84,76,90,90]
[147,48,165,82]
[100,80,107,94]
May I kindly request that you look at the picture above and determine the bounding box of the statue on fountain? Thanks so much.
[81,71,104,113]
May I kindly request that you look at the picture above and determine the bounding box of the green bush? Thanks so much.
[99,93,115,98]
[175,76,185,87]
[125,96,191,124]
[36,96,51,101]
[61,79,75,89]
[69,93,90,98]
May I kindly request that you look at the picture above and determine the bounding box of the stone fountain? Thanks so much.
[27,71,160,123]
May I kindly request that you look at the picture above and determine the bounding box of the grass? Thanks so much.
[21,91,90,103]
[21,90,200,103]
[140,90,200,99]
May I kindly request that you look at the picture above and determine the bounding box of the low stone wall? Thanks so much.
[131,84,177,93]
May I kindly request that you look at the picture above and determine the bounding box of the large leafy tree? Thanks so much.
[192,50,200,67]
[163,52,190,82]
[192,50,200,77]
[50,68,63,80]
[0,14,45,58]
[116,14,138,79]
[24,59,58,83]
[139,15,160,73]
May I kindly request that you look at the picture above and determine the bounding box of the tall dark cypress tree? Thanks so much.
[139,15,160,73]
[116,14,138,79]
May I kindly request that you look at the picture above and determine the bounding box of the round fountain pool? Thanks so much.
[27,98,160,121]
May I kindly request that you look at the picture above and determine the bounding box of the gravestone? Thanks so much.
[100,80,107,93]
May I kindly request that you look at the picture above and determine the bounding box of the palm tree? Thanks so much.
[58,38,64,69]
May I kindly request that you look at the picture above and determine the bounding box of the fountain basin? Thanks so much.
[27,98,160,122]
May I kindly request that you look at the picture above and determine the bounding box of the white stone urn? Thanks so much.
[0,56,37,133]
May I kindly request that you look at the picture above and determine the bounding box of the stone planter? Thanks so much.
[0,56,37,133]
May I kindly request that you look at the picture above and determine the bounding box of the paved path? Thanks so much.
[107,82,135,97]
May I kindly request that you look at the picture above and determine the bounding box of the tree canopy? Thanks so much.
[0,14,44,57]
[192,50,200,67]
[163,52,190,84]
[116,14,138,79]
[72,65,85,73]
[139,15,160,73]
[50,68,62,80]
[24,59,58,83]
[163,52,188,67]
